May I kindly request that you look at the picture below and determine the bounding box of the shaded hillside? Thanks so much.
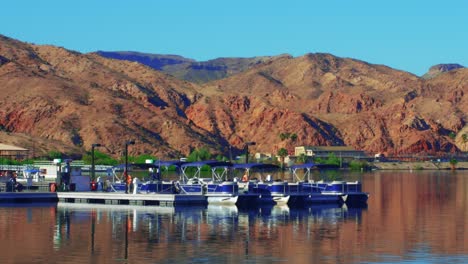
[95,51,195,71]
[95,51,289,84]
[1,34,466,158]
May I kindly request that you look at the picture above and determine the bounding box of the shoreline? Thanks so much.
[371,161,468,170]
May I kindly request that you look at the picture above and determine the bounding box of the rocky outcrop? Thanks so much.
[422,63,465,79]
[315,92,383,114]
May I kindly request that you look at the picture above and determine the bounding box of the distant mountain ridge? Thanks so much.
[95,51,290,83]
[95,51,195,70]
[422,63,465,79]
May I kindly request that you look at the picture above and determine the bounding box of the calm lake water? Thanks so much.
[0,170,467,264]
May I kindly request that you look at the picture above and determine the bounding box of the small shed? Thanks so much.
[0,143,29,160]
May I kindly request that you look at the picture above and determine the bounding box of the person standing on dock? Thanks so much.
[7,171,17,192]
[61,160,72,191]
[124,170,132,194]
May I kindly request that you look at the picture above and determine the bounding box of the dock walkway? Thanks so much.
[0,191,207,206]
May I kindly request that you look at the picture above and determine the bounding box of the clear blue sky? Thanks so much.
[1,0,467,75]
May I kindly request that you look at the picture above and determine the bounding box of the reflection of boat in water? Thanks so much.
[56,202,207,214]
[236,203,364,226]
[57,202,174,213]
[55,202,207,231]
[271,204,290,216]
[52,202,364,246]
[0,202,56,208]
[54,202,364,224]
[207,204,238,215]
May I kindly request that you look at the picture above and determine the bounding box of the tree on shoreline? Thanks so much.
[449,158,458,170]
[277,148,288,169]
[462,133,468,150]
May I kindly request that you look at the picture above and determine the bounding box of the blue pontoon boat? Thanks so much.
[288,163,343,205]
[233,163,290,206]
[289,163,369,206]
[179,160,238,205]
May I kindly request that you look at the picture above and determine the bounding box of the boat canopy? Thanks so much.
[232,163,280,170]
[156,160,186,168]
[180,160,233,182]
[289,163,316,182]
[108,163,159,182]
[111,163,159,170]
[232,163,280,181]
[23,169,41,173]
[288,163,316,170]
[181,160,232,169]
[21,168,41,180]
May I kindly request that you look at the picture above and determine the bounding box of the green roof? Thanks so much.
[306,146,358,152]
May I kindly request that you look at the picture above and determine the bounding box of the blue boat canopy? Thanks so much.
[23,169,41,173]
[156,160,186,168]
[112,163,158,170]
[289,163,316,170]
[232,163,280,170]
[181,160,233,168]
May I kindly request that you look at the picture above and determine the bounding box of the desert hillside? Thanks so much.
[0,34,466,158]
[0,35,218,157]
[187,53,467,155]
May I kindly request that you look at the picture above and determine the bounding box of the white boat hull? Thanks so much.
[206,195,239,205]
[272,195,290,205]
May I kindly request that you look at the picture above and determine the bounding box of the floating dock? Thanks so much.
[0,192,347,207]
[57,192,207,206]
[0,192,207,206]
[0,191,369,207]
[0,192,58,203]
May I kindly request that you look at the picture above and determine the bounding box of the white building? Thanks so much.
[295,146,367,159]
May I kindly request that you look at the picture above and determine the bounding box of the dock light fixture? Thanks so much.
[91,143,102,181]
[244,141,256,164]
[124,140,135,175]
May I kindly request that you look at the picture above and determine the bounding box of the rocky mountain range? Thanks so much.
[0,34,467,159]
[96,51,288,84]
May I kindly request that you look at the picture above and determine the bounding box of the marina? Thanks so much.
[0,184,366,208]
[0,160,369,208]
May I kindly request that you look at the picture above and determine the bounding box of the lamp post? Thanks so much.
[125,140,135,175]
[91,143,102,181]
[244,142,256,163]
